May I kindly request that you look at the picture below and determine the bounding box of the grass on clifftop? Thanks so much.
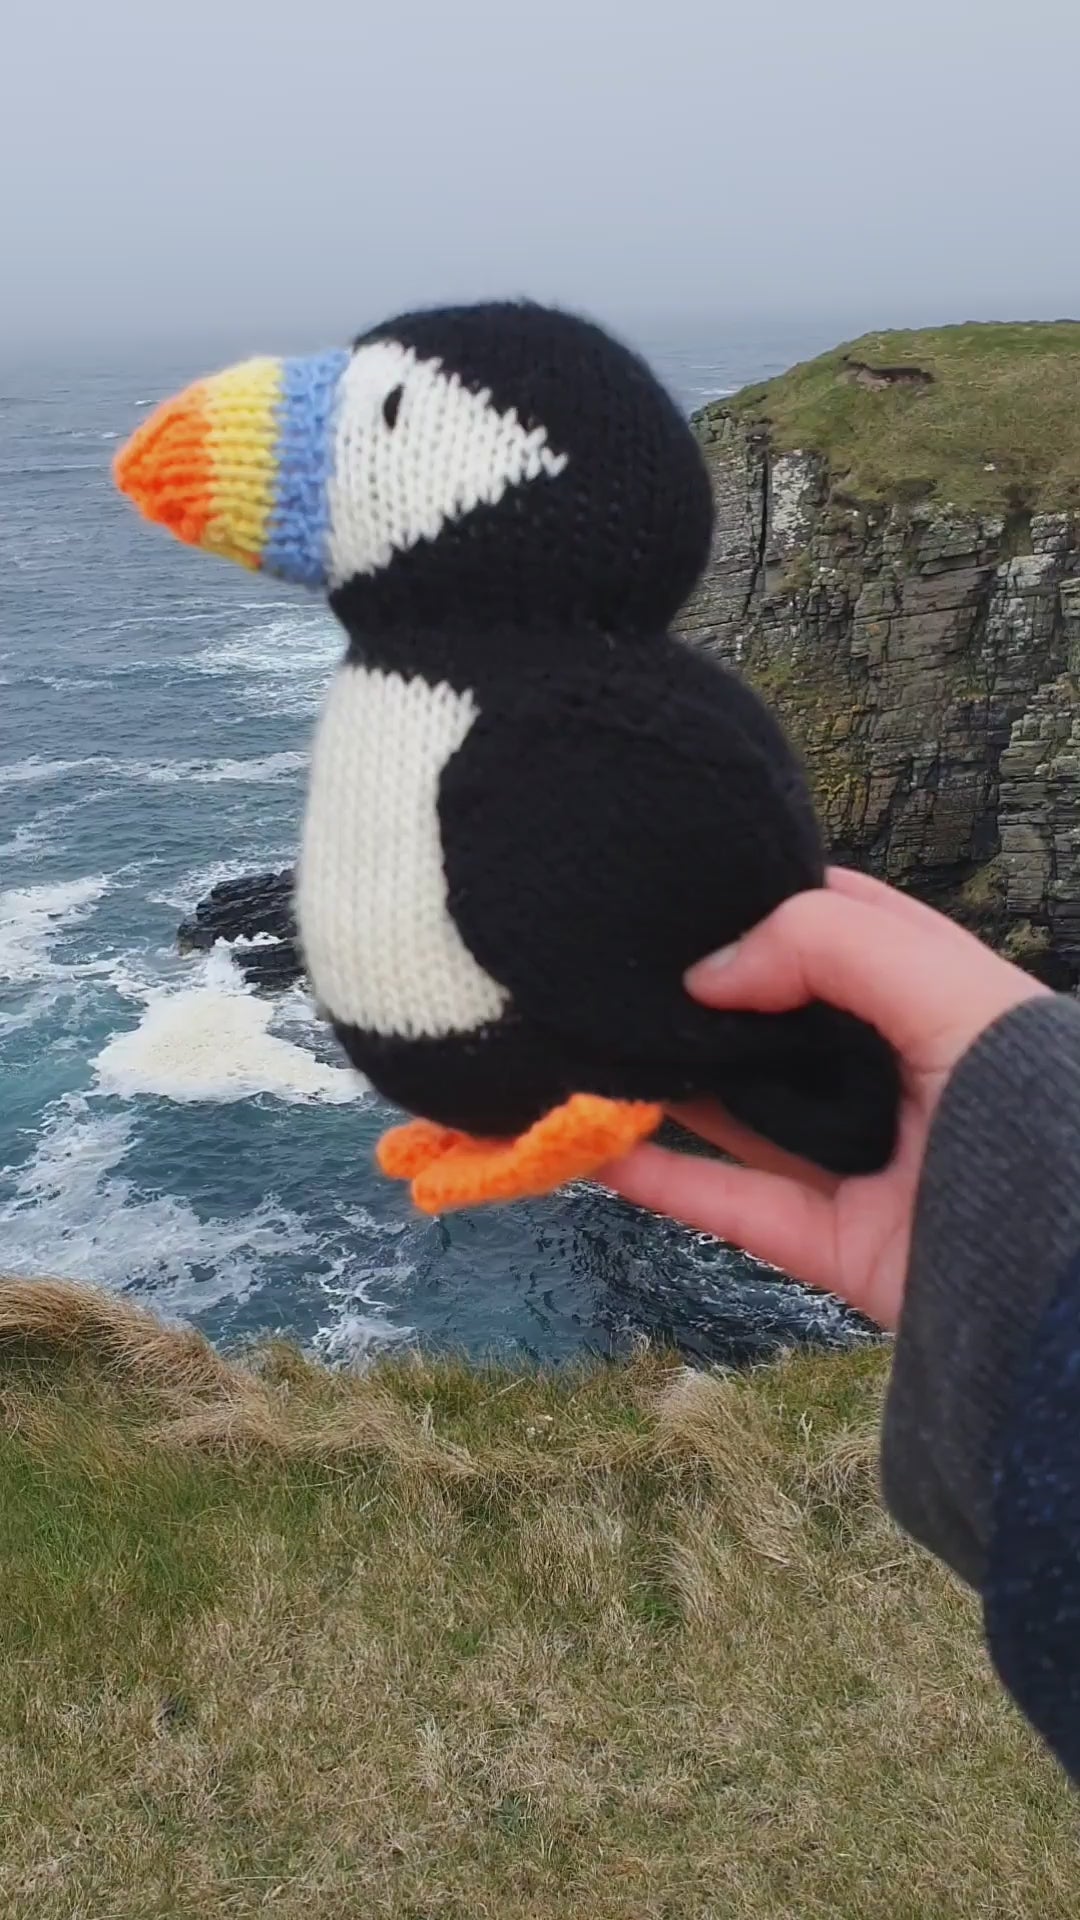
[0,1279,1075,1920]
[719,320,1080,515]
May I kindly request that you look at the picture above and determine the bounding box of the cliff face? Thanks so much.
[678,334,1080,987]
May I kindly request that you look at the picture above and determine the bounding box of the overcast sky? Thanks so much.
[3,0,1079,358]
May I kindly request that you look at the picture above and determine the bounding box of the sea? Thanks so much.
[0,315,870,1367]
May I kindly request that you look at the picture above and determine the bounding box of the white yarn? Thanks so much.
[326,341,568,586]
[297,664,510,1039]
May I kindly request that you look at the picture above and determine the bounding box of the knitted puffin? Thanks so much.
[114,302,900,1213]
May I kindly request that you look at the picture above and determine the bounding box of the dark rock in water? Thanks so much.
[231,936,305,992]
[177,868,296,949]
[177,869,303,990]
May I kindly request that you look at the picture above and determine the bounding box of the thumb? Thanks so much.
[686,888,1045,1063]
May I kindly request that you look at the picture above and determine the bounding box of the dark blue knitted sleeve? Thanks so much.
[984,1252,1080,1784]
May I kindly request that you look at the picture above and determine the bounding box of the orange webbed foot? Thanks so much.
[376,1118,465,1179]
[402,1095,662,1215]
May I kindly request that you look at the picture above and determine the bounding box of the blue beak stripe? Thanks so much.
[265,349,349,587]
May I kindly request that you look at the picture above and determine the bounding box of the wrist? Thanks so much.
[883,994,1080,1586]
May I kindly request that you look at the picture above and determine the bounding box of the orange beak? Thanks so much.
[114,384,216,548]
[113,357,289,572]
[113,350,349,585]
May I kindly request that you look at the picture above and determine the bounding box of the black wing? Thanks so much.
[438,651,900,1175]
[439,651,824,1069]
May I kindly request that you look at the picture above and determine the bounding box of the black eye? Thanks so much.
[382,384,403,429]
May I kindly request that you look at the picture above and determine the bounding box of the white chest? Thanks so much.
[297,665,509,1040]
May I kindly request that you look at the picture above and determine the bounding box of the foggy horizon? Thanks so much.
[3,0,1079,364]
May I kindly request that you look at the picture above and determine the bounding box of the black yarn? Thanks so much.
[325,301,901,1176]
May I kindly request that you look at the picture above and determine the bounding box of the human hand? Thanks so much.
[601,868,1049,1331]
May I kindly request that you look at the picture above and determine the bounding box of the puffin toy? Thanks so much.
[115,302,900,1213]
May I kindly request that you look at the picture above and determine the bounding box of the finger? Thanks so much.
[599,1142,839,1292]
[667,1100,840,1196]
[685,889,1043,1060]
[825,866,963,938]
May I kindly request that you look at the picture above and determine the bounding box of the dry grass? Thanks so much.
[715,320,1080,514]
[0,1277,1075,1919]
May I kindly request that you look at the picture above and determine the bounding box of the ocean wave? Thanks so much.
[0,819,44,862]
[18,673,113,694]
[0,814,60,863]
[272,979,323,1034]
[142,750,308,785]
[314,1228,418,1360]
[0,872,196,1048]
[184,616,339,680]
[317,1302,415,1359]
[0,749,307,791]
[178,614,341,717]
[93,945,363,1106]
[0,1100,323,1315]
[0,754,108,789]
[148,854,296,916]
[0,874,110,986]
[0,795,90,864]
[0,460,107,477]
[105,609,225,633]
[0,1096,413,1342]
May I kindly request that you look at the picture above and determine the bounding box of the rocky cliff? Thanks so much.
[676,322,1080,987]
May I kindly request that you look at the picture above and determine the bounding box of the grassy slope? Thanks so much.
[0,1282,1075,1920]
[713,321,1080,515]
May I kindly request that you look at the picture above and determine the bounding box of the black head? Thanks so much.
[328,301,714,641]
[114,301,715,657]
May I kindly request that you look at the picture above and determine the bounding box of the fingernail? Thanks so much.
[685,943,740,991]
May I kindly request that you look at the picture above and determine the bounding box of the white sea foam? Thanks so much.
[107,609,225,634]
[313,1207,417,1360]
[317,1293,415,1361]
[0,749,307,791]
[186,617,339,682]
[0,816,54,862]
[0,796,89,865]
[0,875,152,1041]
[148,854,295,916]
[23,672,112,694]
[0,754,107,790]
[0,875,110,985]
[181,615,340,717]
[93,945,362,1106]
[141,749,307,785]
[273,979,322,1033]
[0,1100,320,1314]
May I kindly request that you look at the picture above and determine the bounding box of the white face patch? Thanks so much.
[325,340,569,586]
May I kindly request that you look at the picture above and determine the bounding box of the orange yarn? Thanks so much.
[112,386,214,548]
[377,1095,662,1214]
[377,1118,465,1179]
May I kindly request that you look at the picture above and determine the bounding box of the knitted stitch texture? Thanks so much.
[115,301,902,1208]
